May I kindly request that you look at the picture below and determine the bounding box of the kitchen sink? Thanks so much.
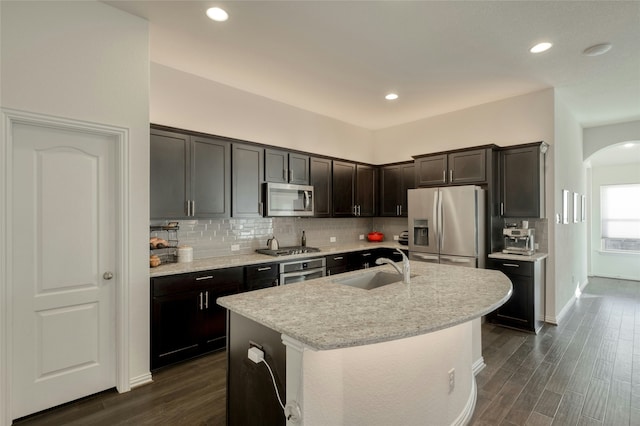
[334,271,411,290]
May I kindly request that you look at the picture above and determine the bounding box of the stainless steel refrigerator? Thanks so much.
[408,185,485,268]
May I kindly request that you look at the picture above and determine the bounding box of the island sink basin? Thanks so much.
[334,271,410,290]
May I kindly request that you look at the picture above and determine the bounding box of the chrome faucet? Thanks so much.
[375,249,411,284]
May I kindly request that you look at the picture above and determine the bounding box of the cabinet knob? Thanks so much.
[103,271,114,280]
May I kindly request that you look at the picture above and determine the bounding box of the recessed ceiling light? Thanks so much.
[530,42,552,53]
[385,93,398,101]
[206,7,228,22]
[582,43,612,57]
[624,142,635,148]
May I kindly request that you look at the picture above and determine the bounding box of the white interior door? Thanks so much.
[11,122,116,419]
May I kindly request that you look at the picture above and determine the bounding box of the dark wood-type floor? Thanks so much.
[14,276,640,426]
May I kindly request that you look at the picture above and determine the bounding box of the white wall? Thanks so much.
[583,120,640,280]
[371,89,563,320]
[371,89,555,163]
[1,0,150,391]
[584,120,640,159]
[588,164,640,280]
[552,96,587,322]
[295,321,474,426]
[151,63,374,163]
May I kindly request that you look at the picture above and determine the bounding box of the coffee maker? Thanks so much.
[502,227,535,255]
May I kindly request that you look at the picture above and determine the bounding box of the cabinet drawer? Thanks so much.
[245,263,278,279]
[152,267,243,297]
[488,259,533,277]
[326,253,351,268]
[245,262,279,291]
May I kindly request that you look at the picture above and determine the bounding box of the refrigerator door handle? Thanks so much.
[438,190,444,250]
[411,253,439,261]
[436,189,440,248]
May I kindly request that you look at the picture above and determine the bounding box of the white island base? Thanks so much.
[283,320,476,426]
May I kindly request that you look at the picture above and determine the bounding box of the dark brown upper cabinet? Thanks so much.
[332,161,355,217]
[309,157,332,217]
[380,162,415,217]
[151,128,230,219]
[265,148,309,185]
[356,164,377,217]
[414,148,487,187]
[332,161,376,217]
[232,143,264,218]
[499,142,546,218]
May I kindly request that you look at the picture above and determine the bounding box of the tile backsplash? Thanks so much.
[150,217,409,260]
[151,215,548,260]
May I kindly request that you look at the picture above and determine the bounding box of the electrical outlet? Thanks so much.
[393,235,399,241]
[448,368,455,393]
[330,237,336,243]
[535,243,539,250]
[231,244,240,251]
[359,234,364,240]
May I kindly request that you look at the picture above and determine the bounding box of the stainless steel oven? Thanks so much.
[279,257,326,285]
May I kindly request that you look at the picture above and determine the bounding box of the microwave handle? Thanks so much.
[304,190,310,209]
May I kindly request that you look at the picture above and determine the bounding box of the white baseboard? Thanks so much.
[472,357,486,376]
[452,375,477,426]
[546,294,577,325]
[129,372,153,390]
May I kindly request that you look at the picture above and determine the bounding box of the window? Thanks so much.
[600,184,640,252]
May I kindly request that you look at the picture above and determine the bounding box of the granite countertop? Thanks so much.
[488,252,548,262]
[149,241,407,277]
[217,261,512,351]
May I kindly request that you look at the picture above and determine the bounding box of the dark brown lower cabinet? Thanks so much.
[227,311,286,426]
[151,267,242,370]
[486,258,545,333]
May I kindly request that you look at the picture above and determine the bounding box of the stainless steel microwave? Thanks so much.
[264,182,314,217]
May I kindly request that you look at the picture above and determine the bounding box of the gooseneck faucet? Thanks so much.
[375,249,411,284]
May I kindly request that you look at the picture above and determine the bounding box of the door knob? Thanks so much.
[103,271,114,280]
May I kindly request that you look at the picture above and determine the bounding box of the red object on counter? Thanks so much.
[367,232,384,242]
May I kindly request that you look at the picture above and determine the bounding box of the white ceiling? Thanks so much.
[106,0,640,130]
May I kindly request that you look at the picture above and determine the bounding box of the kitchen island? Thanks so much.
[218,260,512,426]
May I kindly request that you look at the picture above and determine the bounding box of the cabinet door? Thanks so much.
[356,165,377,217]
[232,144,264,218]
[354,250,375,269]
[151,290,201,369]
[150,129,189,219]
[264,149,288,183]
[400,163,415,216]
[332,161,355,216]
[191,136,231,218]
[310,157,332,217]
[380,165,401,216]
[449,149,486,184]
[501,146,543,217]
[494,274,533,330]
[201,282,241,352]
[487,259,535,332]
[415,154,447,187]
[289,153,310,185]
